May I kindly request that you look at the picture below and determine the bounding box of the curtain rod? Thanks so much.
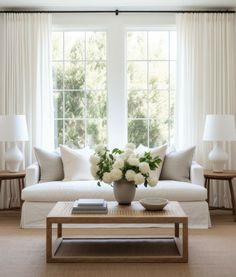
[0,10,235,15]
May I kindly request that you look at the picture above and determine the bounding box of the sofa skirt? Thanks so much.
[20,201,211,229]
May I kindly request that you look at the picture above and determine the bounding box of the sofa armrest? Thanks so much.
[25,163,40,187]
[190,161,204,187]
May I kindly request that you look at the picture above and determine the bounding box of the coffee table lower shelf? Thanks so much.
[49,236,187,263]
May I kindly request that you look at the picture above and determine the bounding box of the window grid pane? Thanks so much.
[127,30,176,147]
[52,31,107,148]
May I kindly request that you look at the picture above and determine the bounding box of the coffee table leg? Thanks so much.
[46,219,52,262]
[57,223,62,238]
[182,221,188,262]
[175,223,179,237]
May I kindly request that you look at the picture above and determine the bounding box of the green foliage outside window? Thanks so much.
[52,31,107,148]
[127,31,176,147]
[52,30,176,149]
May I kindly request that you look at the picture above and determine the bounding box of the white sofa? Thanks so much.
[21,162,210,228]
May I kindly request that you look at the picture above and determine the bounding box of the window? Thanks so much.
[52,17,176,150]
[127,30,176,147]
[52,31,107,148]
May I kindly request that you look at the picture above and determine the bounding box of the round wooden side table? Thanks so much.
[0,170,26,209]
[204,170,236,221]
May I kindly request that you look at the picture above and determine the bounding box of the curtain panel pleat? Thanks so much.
[0,14,54,209]
[175,13,236,208]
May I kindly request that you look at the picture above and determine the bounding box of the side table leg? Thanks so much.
[18,179,22,207]
[204,177,210,204]
[204,177,207,189]
[207,179,210,205]
[22,177,25,189]
[9,180,12,208]
[228,179,236,221]
[204,177,210,206]
[19,178,24,208]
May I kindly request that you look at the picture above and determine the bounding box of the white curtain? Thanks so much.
[0,13,54,208]
[175,13,236,208]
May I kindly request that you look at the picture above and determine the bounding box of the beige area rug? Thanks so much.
[0,210,236,277]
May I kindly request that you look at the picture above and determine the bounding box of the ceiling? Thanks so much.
[0,0,236,10]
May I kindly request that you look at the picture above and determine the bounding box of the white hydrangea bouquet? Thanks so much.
[90,143,162,187]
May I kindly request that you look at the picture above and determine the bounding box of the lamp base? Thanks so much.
[5,143,23,172]
[212,161,226,173]
[208,142,228,173]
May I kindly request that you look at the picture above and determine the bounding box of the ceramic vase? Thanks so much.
[113,179,136,205]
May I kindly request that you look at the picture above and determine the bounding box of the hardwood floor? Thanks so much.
[0,210,236,277]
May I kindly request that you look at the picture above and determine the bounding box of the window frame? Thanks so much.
[52,29,109,148]
[52,14,176,149]
[125,27,176,147]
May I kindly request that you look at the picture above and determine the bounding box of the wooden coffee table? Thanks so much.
[46,201,188,263]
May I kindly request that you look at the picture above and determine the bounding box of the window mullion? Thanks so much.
[107,26,126,149]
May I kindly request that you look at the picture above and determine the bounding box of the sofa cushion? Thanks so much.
[160,146,196,182]
[60,145,94,181]
[22,180,207,202]
[34,147,64,182]
[136,144,167,181]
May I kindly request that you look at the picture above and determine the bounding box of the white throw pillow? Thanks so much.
[34,147,64,182]
[60,145,94,181]
[160,146,196,182]
[136,144,174,155]
[136,144,168,180]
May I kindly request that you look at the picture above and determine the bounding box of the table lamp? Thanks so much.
[0,115,29,172]
[203,114,236,172]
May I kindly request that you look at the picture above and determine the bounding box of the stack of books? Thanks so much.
[72,199,108,214]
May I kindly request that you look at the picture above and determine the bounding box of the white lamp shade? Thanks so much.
[0,115,29,142]
[203,114,236,141]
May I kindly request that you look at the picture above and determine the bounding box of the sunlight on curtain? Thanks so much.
[0,13,53,208]
[175,13,236,208]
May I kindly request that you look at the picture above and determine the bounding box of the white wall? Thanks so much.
[52,13,176,29]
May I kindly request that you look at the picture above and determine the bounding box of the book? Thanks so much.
[72,199,108,214]
[72,209,108,214]
[76,199,105,206]
[73,199,107,210]
[73,202,107,211]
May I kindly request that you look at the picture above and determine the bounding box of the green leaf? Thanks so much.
[112,148,123,154]
[144,179,148,187]
[109,154,114,160]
